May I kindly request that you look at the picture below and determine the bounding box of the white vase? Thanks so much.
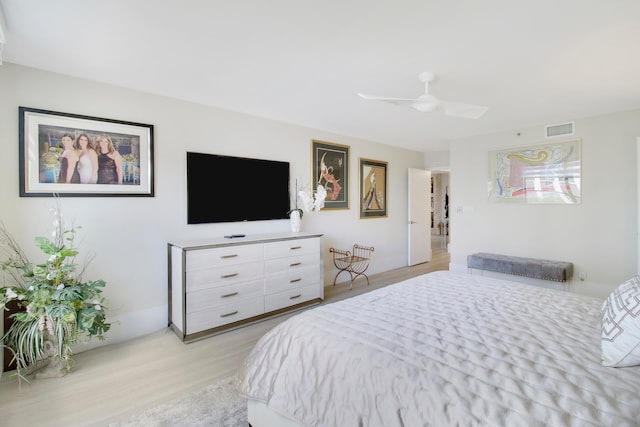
[290,210,301,233]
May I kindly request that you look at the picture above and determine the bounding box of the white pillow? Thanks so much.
[601,275,640,367]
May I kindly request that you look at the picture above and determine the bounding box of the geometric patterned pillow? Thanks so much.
[601,275,640,367]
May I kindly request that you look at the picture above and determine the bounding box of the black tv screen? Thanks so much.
[187,152,291,224]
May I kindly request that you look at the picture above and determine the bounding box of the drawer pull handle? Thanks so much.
[221,254,238,259]
[221,292,238,298]
[222,273,239,278]
[220,310,239,318]
[289,262,302,267]
[290,278,302,283]
[290,246,302,250]
[289,294,302,300]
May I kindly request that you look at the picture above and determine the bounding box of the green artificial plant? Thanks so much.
[0,202,110,378]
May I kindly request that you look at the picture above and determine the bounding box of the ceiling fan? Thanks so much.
[358,72,488,119]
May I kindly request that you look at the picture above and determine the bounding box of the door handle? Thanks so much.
[408,220,416,224]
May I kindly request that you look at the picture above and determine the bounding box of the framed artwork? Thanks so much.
[359,158,387,218]
[311,139,349,209]
[19,106,154,197]
[488,139,580,204]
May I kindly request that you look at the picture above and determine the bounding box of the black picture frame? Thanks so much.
[311,139,349,209]
[19,106,154,197]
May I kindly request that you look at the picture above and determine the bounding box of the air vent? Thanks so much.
[545,122,574,138]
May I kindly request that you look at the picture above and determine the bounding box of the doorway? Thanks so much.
[430,171,450,254]
[407,168,450,267]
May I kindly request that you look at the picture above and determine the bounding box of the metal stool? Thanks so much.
[329,244,375,289]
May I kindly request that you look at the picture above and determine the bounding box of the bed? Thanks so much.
[236,271,640,426]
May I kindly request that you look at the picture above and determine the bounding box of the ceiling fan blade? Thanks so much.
[357,93,419,103]
[441,102,488,119]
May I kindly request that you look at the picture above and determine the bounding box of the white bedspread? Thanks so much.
[236,271,640,426]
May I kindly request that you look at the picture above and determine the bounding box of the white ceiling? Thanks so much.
[1,0,640,152]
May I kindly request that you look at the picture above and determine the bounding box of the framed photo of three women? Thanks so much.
[19,107,154,197]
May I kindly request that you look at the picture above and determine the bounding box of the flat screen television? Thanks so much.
[187,152,291,224]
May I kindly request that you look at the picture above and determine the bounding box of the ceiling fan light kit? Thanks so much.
[358,72,488,119]
[411,101,438,113]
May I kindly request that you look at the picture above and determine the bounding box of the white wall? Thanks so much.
[449,109,640,299]
[424,150,450,171]
[0,63,425,350]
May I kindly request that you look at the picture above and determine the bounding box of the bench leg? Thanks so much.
[350,271,370,287]
[333,269,353,286]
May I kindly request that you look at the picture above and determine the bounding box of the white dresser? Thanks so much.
[168,232,324,342]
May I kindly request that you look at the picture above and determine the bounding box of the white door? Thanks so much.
[408,168,432,266]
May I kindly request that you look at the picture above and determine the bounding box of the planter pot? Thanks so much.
[34,338,70,379]
[34,357,69,379]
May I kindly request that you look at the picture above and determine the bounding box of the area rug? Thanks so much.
[112,374,247,426]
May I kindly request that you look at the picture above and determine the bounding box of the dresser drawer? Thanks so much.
[186,261,263,292]
[264,237,320,260]
[186,296,264,334]
[264,265,321,294]
[186,279,264,312]
[265,284,320,312]
[186,244,264,271]
[264,253,320,276]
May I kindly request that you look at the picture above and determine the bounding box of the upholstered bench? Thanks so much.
[467,253,573,282]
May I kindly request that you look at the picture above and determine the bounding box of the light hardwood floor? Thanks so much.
[0,239,449,427]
